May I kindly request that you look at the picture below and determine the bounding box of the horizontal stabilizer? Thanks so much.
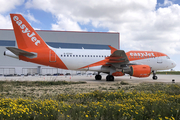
[6,47,37,57]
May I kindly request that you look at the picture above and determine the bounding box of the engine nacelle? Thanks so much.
[123,65,151,77]
[112,72,125,76]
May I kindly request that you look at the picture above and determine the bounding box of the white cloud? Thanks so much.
[0,0,24,13]
[164,0,173,6]
[51,14,82,31]
[0,0,24,29]
[158,0,173,7]
[23,10,40,23]
[0,14,12,29]
[25,0,180,56]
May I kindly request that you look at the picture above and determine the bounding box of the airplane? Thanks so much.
[4,14,176,81]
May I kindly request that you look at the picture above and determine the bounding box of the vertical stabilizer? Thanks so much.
[10,14,48,49]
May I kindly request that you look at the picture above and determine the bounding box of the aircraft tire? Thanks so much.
[106,75,114,81]
[95,75,102,80]
[152,76,158,80]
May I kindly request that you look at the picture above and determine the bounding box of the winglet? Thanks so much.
[108,45,117,54]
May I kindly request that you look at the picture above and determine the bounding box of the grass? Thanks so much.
[134,83,180,95]
[0,81,86,88]
[0,80,180,120]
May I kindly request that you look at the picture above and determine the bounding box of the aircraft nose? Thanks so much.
[171,60,176,68]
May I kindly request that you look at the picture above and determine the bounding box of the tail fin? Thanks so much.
[10,14,48,49]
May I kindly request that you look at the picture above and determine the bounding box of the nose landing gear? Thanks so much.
[152,71,158,80]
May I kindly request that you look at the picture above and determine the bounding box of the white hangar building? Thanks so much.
[0,29,120,75]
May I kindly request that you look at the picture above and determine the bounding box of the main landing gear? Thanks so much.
[95,74,114,81]
[95,74,102,80]
[152,70,158,80]
[106,75,114,81]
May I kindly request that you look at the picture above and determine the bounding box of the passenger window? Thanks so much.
[64,55,66,57]
[61,55,63,57]
[76,55,78,57]
[79,55,81,57]
[82,55,84,57]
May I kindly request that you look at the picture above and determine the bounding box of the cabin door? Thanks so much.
[49,50,56,62]
[157,53,162,64]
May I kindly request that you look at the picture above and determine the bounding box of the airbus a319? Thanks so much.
[4,14,176,81]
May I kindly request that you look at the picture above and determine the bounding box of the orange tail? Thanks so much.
[10,14,48,50]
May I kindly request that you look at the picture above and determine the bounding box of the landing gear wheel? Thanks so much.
[152,76,158,80]
[152,70,158,80]
[106,75,114,81]
[95,75,102,80]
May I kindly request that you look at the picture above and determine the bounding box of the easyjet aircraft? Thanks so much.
[4,14,176,81]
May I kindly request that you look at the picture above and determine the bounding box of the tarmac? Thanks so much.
[0,74,179,84]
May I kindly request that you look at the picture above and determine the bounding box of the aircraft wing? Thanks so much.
[106,50,129,65]
[79,49,129,69]
[6,47,36,57]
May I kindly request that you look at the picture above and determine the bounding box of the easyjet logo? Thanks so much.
[13,16,40,46]
[130,52,155,57]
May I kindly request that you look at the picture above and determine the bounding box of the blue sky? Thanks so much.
[0,0,180,70]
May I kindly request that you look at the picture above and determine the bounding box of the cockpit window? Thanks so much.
[166,56,170,59]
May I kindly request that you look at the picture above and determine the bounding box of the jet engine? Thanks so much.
[122,65,151,77]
